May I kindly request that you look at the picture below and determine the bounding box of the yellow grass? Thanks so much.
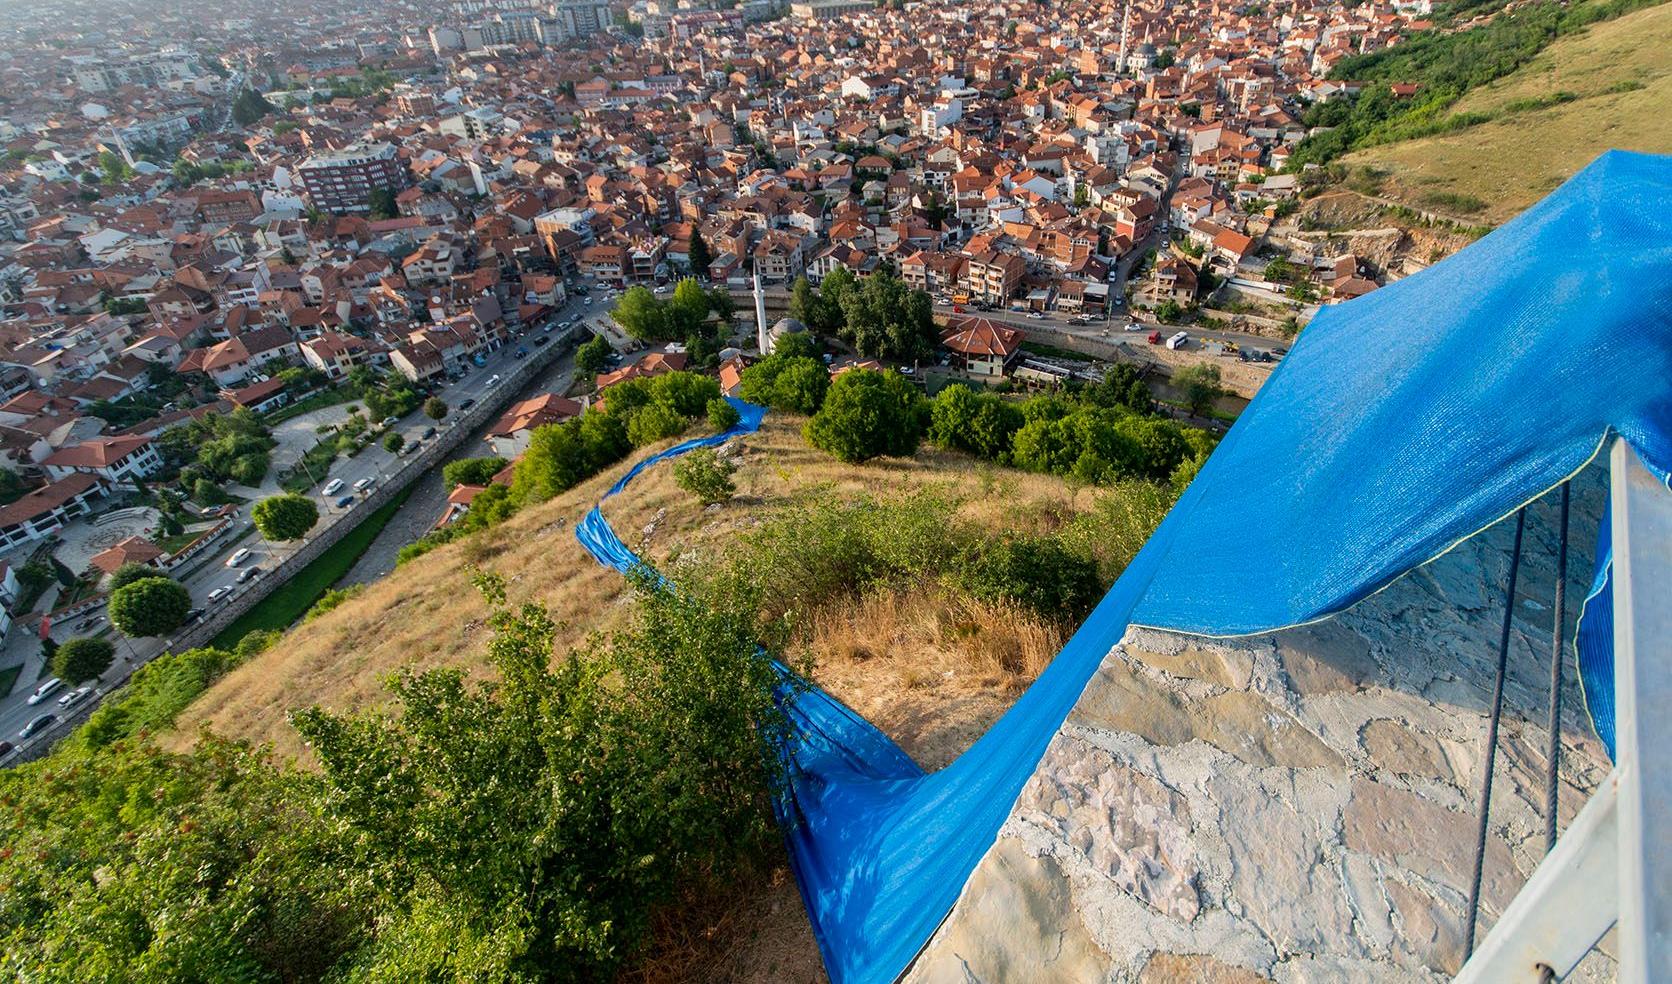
[1347,2,1672,223]
[168,415,1085,766]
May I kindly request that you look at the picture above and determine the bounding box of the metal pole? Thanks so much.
[1545,482,1570,854]
[1464,507,1527,958]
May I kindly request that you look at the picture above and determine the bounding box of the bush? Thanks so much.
[803,368,924,463]
[423,396,449,420]
[289,572,791,981]
[306,584,364,621]
[673,448,737,505]
[707,398,741,432]
[79,646,241,747]
[958,536,1103,621]
[738,355,829,414]
[383,432,404,453]
[443,456,508,489]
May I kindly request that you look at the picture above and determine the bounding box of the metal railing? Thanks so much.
[1455,439,1671,982]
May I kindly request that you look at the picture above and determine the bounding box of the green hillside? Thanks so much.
[1345,1,1672,222]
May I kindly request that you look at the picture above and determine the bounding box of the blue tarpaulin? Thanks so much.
[575,150,1672,983]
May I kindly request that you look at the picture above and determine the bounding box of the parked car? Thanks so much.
[421,426,436,440]
[335,494,356,508]
[58,686,94,709]
[27,679,64,705]
[185,608,205,623]
[486,374,501,387]
[399,440,420,456]
[19,714,57,740]
[237,565,263,583]
[353,477,375,492]
[459,398,477,411]
[514,347,528,359]
[322,478,345,496]
[75,614,105,632]
[1147,330,1163,344]
[207,586,234,603]
[1124,323,1145,332]
[380,416,398,428]
[226,547,252,567]
[473,354,488,367]
[583,297,593,305]
[533,335,549,346]
[0,740,13,758]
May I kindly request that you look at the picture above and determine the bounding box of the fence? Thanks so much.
[6,323,580,766]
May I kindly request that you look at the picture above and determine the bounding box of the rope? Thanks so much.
[1544,483,1570,855]
[1464,507,1527,958]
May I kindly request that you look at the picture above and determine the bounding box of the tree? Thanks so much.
[108,562,167,592]
[667,277,711,336]
[612,286,668,341]
[252,493,320,541]
[230,87,274,126]
[53,637,115,684]
[368,187,397,220]
[803,369,925,463]
[836,271,936,361]
[627,401,687,446]
[788,275,823,328]
[688,229,713,275]
[98,151,134,184]
[384,432,404,453]
[738,354,828,414]
[109,576,191,638]
[576,334,612,375]
[423,396,449,421]
[1173,364,1225,418]
[707,398,741,432]
[1155,300,1184,323]
[673,448,737,505]
[443,456,508,489]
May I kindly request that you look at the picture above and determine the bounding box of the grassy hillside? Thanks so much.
[1346,1,1672,222]
[170,415,1086,767]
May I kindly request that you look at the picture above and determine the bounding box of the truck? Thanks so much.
[1166,331,1190,351]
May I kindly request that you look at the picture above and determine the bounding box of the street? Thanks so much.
[0,294,606,751]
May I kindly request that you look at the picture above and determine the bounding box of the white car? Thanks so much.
[487,374,502,387]
[58,685,94,709]
[1026,312,1044,320]
[207,585,234,603]
[322,479,345,496]
[225,547,252,568]
[1124,323,1145,332]
[27,678,63,706]
[353,477,375,492]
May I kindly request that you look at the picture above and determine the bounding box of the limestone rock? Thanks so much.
[1360,719,1454,782]
[1386,879,1465,976]
[1018,737,1202,922]
[909,837,1109,984]
[1341,778,1519,912]
[1273,621,1381,695]
[1138,952,1272,984]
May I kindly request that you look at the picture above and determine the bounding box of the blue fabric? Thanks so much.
[575,151,1672,984]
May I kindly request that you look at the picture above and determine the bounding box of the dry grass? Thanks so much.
[168,415,1082,768]
[1348,2,1672,223]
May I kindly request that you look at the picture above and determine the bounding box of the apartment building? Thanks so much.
[296,142,408,214]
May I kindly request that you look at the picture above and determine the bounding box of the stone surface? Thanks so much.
[1138,952,1272,984]
[908,837,1109,984]
[1018,736,1202,923]
[905,469,1614,984]
[1386,879,1465,976]
[1341,778,1519,913]
[1360,718,1454,781]
[1272,620,1382,696]
[1072,659,1342,770]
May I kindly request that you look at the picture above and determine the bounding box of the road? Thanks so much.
[0,295,603,751]
[934,301,1286,359]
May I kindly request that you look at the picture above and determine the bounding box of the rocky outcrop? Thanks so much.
[906,469,1616,982]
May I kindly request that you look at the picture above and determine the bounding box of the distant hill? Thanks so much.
[1345,0,1672,223]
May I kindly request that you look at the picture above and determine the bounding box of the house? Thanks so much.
[964,251,1026,304]
[484,393,585,456]
[302,332,378,379]
[179,326,299,387]
[941,317,1024,378]
[596,350,690,393]
[0,473,107,551]
[1149,256,1200,305]
[89,535,165,577]
[42,434,163,484]
[221,377,291,415]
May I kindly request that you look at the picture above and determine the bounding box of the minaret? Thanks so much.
[1117,0,1133,76]
[753,269,771,354]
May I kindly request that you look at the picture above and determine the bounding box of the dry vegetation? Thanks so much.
[1346,1,1672,223]
[170,413,1088,769]
[167,413,1099,983]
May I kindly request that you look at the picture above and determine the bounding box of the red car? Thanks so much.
[1147,330,1163,344]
